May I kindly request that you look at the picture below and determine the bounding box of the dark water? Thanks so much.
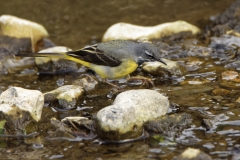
[0,0,234,48]
[0,0,239,159]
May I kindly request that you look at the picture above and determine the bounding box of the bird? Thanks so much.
[16,40,167,87]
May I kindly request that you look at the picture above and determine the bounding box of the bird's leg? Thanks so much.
[127,76,155,88]
[102,79,122,91]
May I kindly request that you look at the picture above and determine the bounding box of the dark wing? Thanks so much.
[66,44,121,67]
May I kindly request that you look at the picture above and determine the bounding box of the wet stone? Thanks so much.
[44,85,84,110]
[180,79,211,85]
[225,61,240,70]
[212,88,230,96]
[173,147,212,160]
[49,117,75,139]
[220,81,240,90]
[0,87,44,135]
[142,59,184,77]
[212,96,224,102]
[223,103,236,108]
[144,113,192,137]
[185,60,203,72]
[96,89,169,141]
[72,75,98,91]
[236,97,240,103]
[172,85,213,95]
[221,71,239,81]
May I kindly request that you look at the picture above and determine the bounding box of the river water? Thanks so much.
[0,0,239,159]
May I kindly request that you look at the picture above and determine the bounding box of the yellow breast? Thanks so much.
[90,59,138,79]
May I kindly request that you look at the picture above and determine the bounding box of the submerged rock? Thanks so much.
[61,117,96,133]
[72,75,98,91]
[44,85,84,110]
[0,87,44,134]
[49,117,76,139]
[221,71,239,81]
[0,36,32,59]
[48,117,96,141]
[173,147,212,160]
[144,113,192,137]
[96,89,169,141]
[102,21,201,41]
[212,88,230,96]
[2,57,35,73]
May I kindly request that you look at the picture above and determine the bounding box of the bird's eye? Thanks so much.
[145,50,154,58]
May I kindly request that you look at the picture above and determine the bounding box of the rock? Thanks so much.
[144,113,192,137]
[49,117,76,139]
[173,147,212,160]
[0,36,32,59]
[210,35,240,51]
[220,71,240,83]
[102,21,201,41]
[2,57,35,73]
[48,117,96,140]
[0,87,44,134]
[96,89,169,141]
[225,60,240,70]
[72,75,98,91]
[36,46,78,73]
[212,88,230,96]
[0,62,7,74]
[185,60,203,72]
[235,97,240,103]
[44,85,84,110]
[220,81,240,90]
[180,79,211,85]
[142,59,184,77]
[209,0,240,37]
[208,35,239,61]
[0,15,48,46]
[61,116,96,133]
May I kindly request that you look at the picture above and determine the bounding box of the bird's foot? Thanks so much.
[127,76,154,88]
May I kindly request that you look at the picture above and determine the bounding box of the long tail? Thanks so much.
[15,52,67,59]
[16,52,91,67]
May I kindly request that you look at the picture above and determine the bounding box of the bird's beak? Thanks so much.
[159,58,167,65]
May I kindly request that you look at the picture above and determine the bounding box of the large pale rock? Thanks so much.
[44,85,84,110]
[102,21,201,41]
[0,87,44,134]
[0,15,48,45]
[96,89,169,140]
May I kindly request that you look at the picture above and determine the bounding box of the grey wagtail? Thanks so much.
[16,40,166,85]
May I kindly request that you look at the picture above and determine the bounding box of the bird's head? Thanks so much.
[136,42,167,65]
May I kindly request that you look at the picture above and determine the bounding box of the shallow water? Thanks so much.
[0,0,239,159]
